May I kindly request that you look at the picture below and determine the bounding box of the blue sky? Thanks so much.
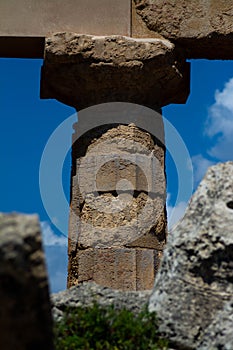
[1,58,233,293]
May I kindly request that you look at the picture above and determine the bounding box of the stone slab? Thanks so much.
[0,213,54,350]
[134,0,233,59]
[93,248,137,290]
[0,0,131,57]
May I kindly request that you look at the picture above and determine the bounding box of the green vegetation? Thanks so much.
[54,303,168,350]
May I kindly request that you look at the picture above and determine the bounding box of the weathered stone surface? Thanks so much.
[149,162,233,349]
[52,281,151,322]
[0,213,54,350]
[68,248,159,290]
[198,299,233,350]
[134,0,233,59]
[68,122,167,290]
[41,32,190,109]
[70,123,166,249]
[132,1,164,39]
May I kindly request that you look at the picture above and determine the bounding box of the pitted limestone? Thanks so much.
[149,162,233,349]
[41,32,190,110]
[134,0,233,59]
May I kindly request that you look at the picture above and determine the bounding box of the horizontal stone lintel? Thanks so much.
[0,0,131,58]
[134,0,233,60]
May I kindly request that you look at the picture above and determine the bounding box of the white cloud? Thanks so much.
[41,221,67,246]
[192,154,215,185]
[191,77,233,187]
[40,221,68,293]
[167,194,188,230]
[205,77,233,161]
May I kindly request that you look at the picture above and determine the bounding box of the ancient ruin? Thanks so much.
[40,32,189,290]
[1,1,233,348]
[1,1,233,292]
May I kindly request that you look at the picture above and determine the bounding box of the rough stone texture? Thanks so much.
[0,213,54,350]
[68,248,160,290]
[134,0,233,59]
[71,124,166,249]
[41,32,190,110]
[132,1,165,39]
[52,281,151,322]
[149,162,233,349]
[68,123,167,290]
[198,299,233,350]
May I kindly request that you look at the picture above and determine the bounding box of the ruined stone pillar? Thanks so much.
[68,104,167,290]
[41,32,190,290]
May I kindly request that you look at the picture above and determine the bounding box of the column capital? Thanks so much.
[40,32,190,110]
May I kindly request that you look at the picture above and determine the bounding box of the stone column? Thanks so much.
[68,104,167,290]
[41,32,190,290]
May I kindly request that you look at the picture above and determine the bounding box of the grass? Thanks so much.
[54,303,168,350]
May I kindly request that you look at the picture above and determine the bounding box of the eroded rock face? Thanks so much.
[40,32,190,110]
[149,162,233,349]
[68,123,167,290]
[199,299,233,350]
[52,282,151,322]
[0,213,54,350]
[134,0,233,59]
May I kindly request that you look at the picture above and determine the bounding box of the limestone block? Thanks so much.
[149,162,233,349]
[135,249,156,290]
[69,248,158,291]
[0,0,131,37]
[0,0,131,57]
[134,0,233,59]
[75,249,95,283]
[0,213,54,350]
[41,32,190,109]
[93,248,137,290]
